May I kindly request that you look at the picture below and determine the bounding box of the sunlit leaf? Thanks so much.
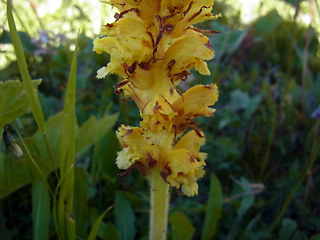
[7,0,46,133]
[0,149,31,199]
[0,110,118,199]
[0,80,41,128]
[58,33,78,240]
[255,10,281,34]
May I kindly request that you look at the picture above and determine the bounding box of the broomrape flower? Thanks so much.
[94,0,219,195]
[94,0,219,238]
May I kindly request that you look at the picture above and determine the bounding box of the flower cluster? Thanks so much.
[94,0,219,196]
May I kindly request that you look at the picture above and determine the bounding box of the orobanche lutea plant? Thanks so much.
[94,0,220,239]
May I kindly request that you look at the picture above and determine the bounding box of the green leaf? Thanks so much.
[58,34,78,240]
[0,110,118,199]
[169,212,195,240]
[7,0,46,133]
[255,10,281,34]
[76,112,119,156]
[73,167,90,238]
[103,222,119,240]
[115,192,136,240]
[0,80,42,128]
[310,234,320,240]
[226,179,255,240]
[32,181,50,240]
[229,90,250,111]
[279,218,299,240]
[91,130,120,180]
[202,174,223,240]
[0,149,32,199]
[88,206,113,240]
[212,29,247,61]
[243,95,262,120]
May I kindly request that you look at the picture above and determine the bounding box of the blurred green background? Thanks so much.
[0,0,320,239]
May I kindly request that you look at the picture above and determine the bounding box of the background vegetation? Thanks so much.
[0,0,320,239]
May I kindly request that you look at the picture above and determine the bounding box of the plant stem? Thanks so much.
[149,170,170,240]
[43,134,59,181]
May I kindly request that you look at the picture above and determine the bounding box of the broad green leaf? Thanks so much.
[229,90,250,111]
[244,94,262,120]
[58,34,78,240]
[211,29,247,61]
[7,0,46,133]
[91,130,120,180]
[0,80,42,128]
[76,112,119,156]
[0,111,118,199]
[0,149,31,199]
[88,206,113,240]
[169,212,195,240]
[202,174,223,240]
[32,181,50,240]
[103,222,119,240]
[115,192,136,240]
[255,10,281,34]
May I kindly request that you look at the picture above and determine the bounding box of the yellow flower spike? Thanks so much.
[95,0,220,239]
[94,0,220,110]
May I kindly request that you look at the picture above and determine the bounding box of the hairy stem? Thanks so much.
[149,170,170,240]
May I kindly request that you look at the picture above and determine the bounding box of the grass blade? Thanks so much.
[32,180,50,240]
[58,34,79,240]
[88,206,113,240]
[7,0,46,133]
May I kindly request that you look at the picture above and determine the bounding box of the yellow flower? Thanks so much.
[94,0,219,196]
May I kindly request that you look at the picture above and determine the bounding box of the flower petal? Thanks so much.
[165,149,205,196]
[172,84,218,117]
[116,125,154,169]
[174,130,206,155]
[96,66,109,79]
[164,31,214,76]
